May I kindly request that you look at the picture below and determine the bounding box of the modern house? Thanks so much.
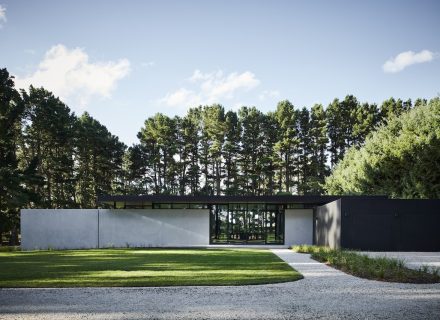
[21,195,440,251]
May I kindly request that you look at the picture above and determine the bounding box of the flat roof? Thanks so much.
[98,194,388,206]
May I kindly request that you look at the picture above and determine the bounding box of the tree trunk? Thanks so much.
[8,226,19,246]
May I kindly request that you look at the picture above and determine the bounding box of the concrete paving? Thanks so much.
[361,252,440,272]
[0,249,439,319]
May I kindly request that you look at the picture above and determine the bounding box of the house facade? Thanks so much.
[21,195,440,251]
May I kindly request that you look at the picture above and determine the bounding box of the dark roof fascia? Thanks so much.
[97,194,388,206]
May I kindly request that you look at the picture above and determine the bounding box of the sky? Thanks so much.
[1,0,439,145]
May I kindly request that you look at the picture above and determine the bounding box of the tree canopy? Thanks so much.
[324,98,440,198]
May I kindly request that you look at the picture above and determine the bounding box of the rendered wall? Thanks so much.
[21,209,209,250]
[315,199,341,249]
[99,209,209,248]
[284,209,313,246]
[21,209,98,250]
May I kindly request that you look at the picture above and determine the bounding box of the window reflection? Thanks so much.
[210,203,284,245]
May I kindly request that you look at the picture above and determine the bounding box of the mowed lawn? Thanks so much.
[0,248,302,287]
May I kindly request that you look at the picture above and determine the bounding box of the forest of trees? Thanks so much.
[0,67,433,244]
[0,69,125,243]
[126,93,424,196]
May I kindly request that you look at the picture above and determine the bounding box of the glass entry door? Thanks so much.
[210,203,284,245]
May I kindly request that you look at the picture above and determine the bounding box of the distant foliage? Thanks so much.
[325,98,440,198]
[130,95,415,196]
[132,102,332,196]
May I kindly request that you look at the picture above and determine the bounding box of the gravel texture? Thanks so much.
[361,252,440,272]
[0,249,439,320]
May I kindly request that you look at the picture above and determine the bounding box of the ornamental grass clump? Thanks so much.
[291,245,440,284]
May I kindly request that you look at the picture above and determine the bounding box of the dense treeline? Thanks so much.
[325,97,440,198]
[0,66,429,243]
[126,95,423,196]
[0,69,126,244]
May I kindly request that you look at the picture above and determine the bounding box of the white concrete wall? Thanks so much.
[21,209,98,250]
[284,209,313,246]
[98,209,209,248]
[20,208,210,250]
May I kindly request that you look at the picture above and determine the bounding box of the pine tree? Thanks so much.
[0,69,40,244]
[138,113,177,194]
[223,110,241,195]
[380,97,412,122]
[260,112,279,195]
[238,106,265,195]
[297,107,311,194]
[201,105,226,195]
[184,108,202,195]
[274,100,300,193]
[308,104,329,193]
[352,102,380,145]
[75,112,126,207]
[327,95,359,166]
[21,86,77,208]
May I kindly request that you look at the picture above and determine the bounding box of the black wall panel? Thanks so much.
[340,199,440,251]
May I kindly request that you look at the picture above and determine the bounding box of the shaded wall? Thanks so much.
[21,209,209,250]
[315,199,341,249]
[341,199,440,251]
[285,209,313,246]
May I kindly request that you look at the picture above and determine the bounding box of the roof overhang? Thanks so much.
[97,194,388,206]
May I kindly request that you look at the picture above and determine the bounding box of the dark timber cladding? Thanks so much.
[315,198,440,251]
[340,198,440,251]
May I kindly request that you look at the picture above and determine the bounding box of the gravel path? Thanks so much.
[361,252,440,272]
[1,249,439,320]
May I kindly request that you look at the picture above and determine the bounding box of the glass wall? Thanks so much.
[210,203,285,245]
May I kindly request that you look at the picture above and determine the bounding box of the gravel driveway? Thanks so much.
[0,249,439,320]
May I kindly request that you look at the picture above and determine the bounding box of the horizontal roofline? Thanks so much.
[97,194,388,205]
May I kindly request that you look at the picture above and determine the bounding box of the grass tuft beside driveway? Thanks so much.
[0,248,302,287]
[292,245,440,284]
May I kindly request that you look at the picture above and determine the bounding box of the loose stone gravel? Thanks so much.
[0,249,439,319]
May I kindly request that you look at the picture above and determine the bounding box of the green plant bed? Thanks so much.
[292,245,440,284]
[0,246,20,252]
[0,248,302,288]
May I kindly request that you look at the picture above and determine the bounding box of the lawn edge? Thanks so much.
[291,245,440,284]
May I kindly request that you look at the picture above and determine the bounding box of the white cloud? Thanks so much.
[0,4,6,27]
[161,69,260,107]
[160,88,200,107]
[383,50,435,73]
[259,89,280,101]
[15,44,130,107]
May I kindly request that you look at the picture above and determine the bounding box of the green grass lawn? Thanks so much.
[0,248,302,287]
[292,245,440,284]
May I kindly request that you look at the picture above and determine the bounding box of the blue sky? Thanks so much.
[1,0,439,145]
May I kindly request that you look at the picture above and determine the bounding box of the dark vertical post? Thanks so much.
[97,209,100,249]
[226,204,230,243]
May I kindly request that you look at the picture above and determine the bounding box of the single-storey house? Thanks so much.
[21,195,440,251]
